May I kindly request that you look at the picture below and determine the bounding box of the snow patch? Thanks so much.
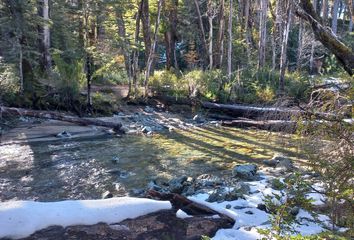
[0,197,171,239]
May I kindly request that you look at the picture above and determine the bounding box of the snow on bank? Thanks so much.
[189,172,345,240]
[0,197,171,239]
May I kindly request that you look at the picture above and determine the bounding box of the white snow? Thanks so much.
[188,171,347,240]
[176,209,192,219]
[0,197,171,239]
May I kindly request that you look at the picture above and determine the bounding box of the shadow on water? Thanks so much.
[0,126,306,201]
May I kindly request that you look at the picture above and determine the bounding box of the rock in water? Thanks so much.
[56,131,72,138]
[192,114,205,123]
[232,164,258,180]
[144,106,154,113]
[102,191,113,199]
[141,126,152,134]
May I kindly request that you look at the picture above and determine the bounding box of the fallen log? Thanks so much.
[221,119,297,133]
[147,190,235,224]
[201,101,300,120]
[0,106,123,132]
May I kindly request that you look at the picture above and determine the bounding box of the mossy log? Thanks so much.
[0,106,123,132]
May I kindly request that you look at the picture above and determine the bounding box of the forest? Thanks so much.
[0,0,353,239]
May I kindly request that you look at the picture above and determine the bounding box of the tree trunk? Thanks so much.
[164,0,179,70]
[208,15,214,70]
[227,0,233,80]
[86,53,93,113]
[297,19,304,71]
[279,0,292,94]
[297,0,354,76]
[141,0,152,69]
[322,0,329,21]
[38,0,52,73]
[18,39,24,94]
[309,0,317,74]
[193,0,208,66]
[332,0,340,34]
[0,106,123,131]
[215,0,225,69]
[116,9,132,97]
[132,1,143,97]
[244,0,251,61]
[144,0,163,96]
[258,0,269,69]
[348,0,353,32]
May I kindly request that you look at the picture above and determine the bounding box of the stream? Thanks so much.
[0,125,303,202]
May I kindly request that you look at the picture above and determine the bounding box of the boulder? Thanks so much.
[276,158,294,171]
[169,176,188,194]
[232,164,258,180]
[207,183,250,202]
[195,174,223,188]
[263,159,277,167]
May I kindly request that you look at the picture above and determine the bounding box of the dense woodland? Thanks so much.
[0,0,353,113]
[0,0,354,239]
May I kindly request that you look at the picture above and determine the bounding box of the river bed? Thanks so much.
[0,119,304,201]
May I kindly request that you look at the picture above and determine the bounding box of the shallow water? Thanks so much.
[0,126,303,201]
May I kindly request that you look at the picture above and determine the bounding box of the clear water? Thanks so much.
[0,126,302,201]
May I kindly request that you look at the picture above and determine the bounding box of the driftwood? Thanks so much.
[221,119,297,133]
[0,106,123,132]
[147,190,235,223]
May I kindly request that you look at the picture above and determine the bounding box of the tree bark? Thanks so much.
[332,0,340,34]
[164,0,179,70]
[0,106,123,131]
[144,0,163,96]
[37,0,52,73]
[227,0,233,80]
[348,0,353,32]
[258,0,269,69]
[86,53,93,113]
[132,1,143,97]
[296,0,354,76]
[297,19,304,71]
[141,0,152,69]
[116,9,132,97]
[322,0,329,21]
[193,0,208,65]
[215,0,225,69]
[279,0,292,94]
